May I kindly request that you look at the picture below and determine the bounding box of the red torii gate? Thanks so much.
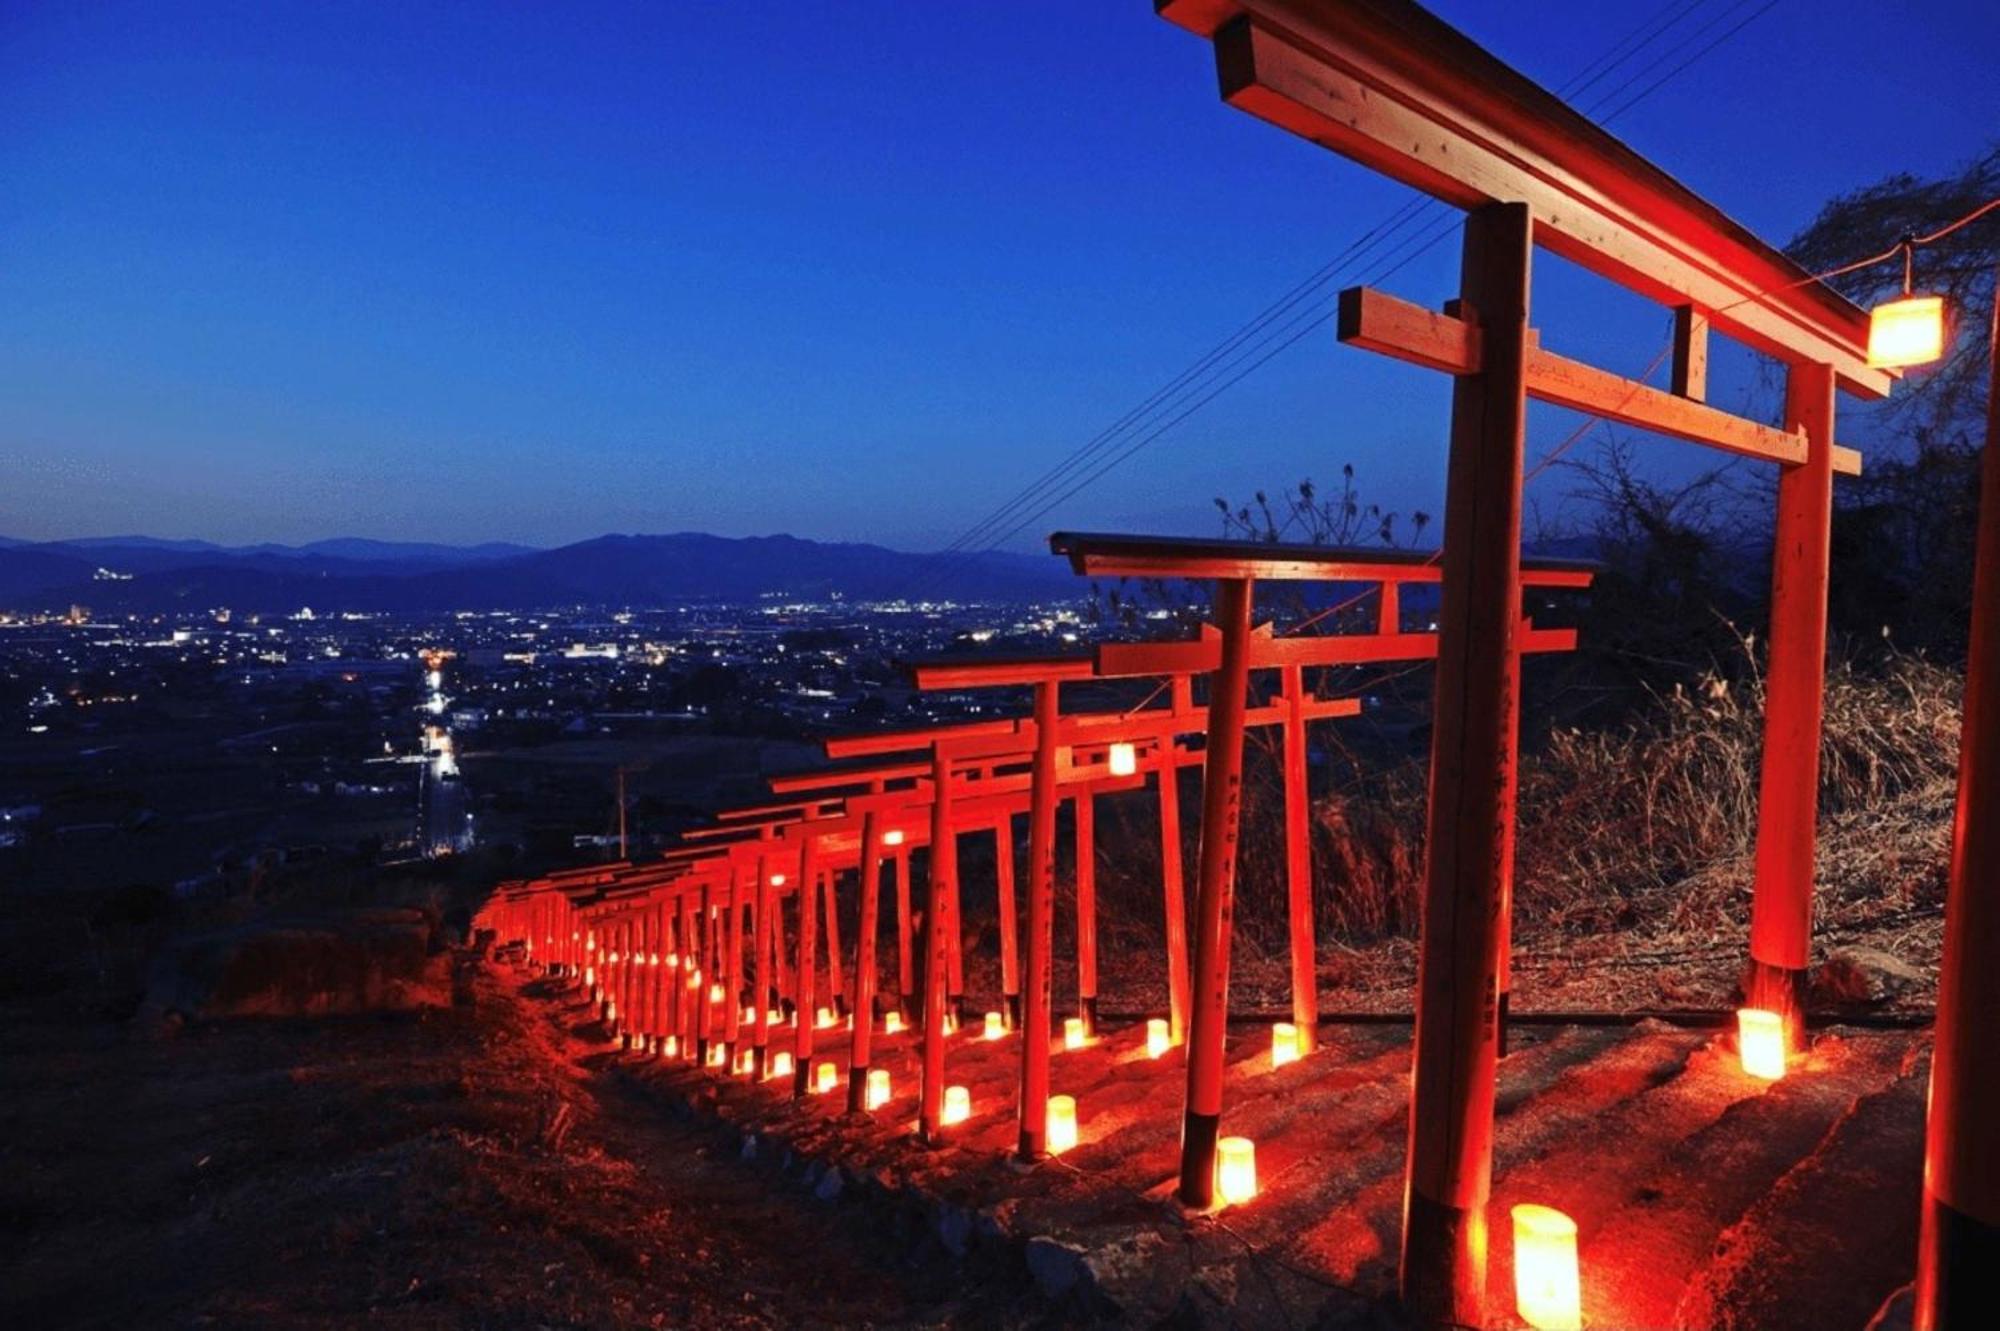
[757,721,1207,1136]
[1153,1,1886,1322]
[1050,533,1590,1214]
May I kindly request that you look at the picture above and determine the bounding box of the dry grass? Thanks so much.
[1092,641,1962,1007]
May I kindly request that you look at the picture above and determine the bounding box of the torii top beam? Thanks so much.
[1155,0,1891,399]
[1050,531,1594,585]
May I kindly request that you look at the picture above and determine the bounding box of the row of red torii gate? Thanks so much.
[482,3,2000,1327]
[481,536,1593,1180]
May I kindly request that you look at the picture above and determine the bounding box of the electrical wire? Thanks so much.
[903,0,1784,600]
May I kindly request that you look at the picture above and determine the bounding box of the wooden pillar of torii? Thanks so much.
[1088,553,1590,1055]
[1156,2,1886,1321]
[1053,533,1590,1207]
[769,713,1206,1144]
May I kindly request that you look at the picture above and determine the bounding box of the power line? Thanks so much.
[903,0,1776,601]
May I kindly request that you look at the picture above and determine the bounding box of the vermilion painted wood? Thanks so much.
[919,745,957,1143]
[1281,662,1318,1051]
[994,816,1020,1021]
[790,832,820,1097]
[752,849,773,1074]
[821,864,846,1012]
[1018,679,1060,1159]
[1075,787,1098,1032]
[723,862,744,1056]
[1052,530,1595,584]
[1158,682,1192,1045]
[1178,577,1256,1206]
[1336,284,1864,475]
[892,846,914,1018]
[1400,202,1533,1328]
[848,810,884,1110]
[1159,0,1890,396]
[1673,304,1710,403]
[1916,285,2000,1327]
[1748,362,1838,1052]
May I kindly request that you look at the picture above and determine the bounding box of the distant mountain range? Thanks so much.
[0,532,1079,613]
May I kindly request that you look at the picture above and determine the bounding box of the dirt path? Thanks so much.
[0,962,1049,1329]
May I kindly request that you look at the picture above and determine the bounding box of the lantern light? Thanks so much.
[984,1011,1005,1040]
[866,1067,892,1110]
[884,1010,904,1034]
[816,1006,836,1030]
[664,1035,680,1058]
[707,1044,726,1068]
[742,1004,757,1024]
[1512,1204,1583,1331]
[1146,1018,1172,1059]
[666,952,680,968]
[1063,1016,1087,1050]
[1047,1095,1078,1155]
[1216,1136,1258,1205]
[709,983,725,1004]
[1737,1007,1787,1080]
[1107,741,1138,778]
[604,1000,617,1024]
[1271,1021,1301,1068]
[582,966,596,988]
[736,1049,754,1075]
[882,829,906,847]
[1867,293,1945,368]
[942,1085,971,1126]
[771,1050,794,1079]
[814,1061,838,1094]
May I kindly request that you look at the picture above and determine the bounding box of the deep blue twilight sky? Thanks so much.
[2,1,1995,552]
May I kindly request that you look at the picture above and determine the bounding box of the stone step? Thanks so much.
[1672,1049,1928,1331]
[1537,1029,1912,1330]
[1291,1021,1706,1287]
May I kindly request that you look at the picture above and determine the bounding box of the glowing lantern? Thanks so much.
[984,1011,1005,1040]
[1064,1017,1086,1050]
[769,872,786,887]
[1216,1136,1258,1205]
[771,1050,794,1080]
[814,1060,838,1094]
[742,1005,757,1024]
[709,983,725,1004]
[605,951,619,965]
[1868,294,1945,368]
[942,1085,971,1125]
[582,966,596,989]
[604,1000,617,1025]
[1047,1095,1078,1155]
[882,829,905,847]
[648,952,660,967]
[816,1006,835,1030]
[865,1067,892,1109]
[735,1049,754,1075]
[707,1044,726,1068]
[664,1035,679,1058]
[666,953,679,968]
[1511,1204,1582,1331]
[1738,1007,1787,1080]
[1146,1018,1172,1059]
[1107,741,1138,777]
[884,1011,904,1034]
[1271,1022,1301,1068]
